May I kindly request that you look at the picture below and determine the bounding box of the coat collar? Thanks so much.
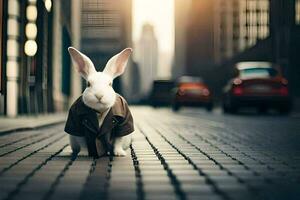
[77,94,126,135]
[77,94,125,118]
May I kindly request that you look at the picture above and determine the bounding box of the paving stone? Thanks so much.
[186,194,224,200]
[143,184,175,193]
[144,193,178,200]
[142,179,171,185]
[175,175,206,184]
[140,171,168,176]
[181,183,214,194]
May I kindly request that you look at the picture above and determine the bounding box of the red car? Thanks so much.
[222,62,292,114]
[172,76,213,111]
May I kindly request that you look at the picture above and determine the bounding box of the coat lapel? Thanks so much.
[82,113,99,134]
[98,94,125,136]
[77,94,126,137]
[98,109,115,136]
[76,97,99,134]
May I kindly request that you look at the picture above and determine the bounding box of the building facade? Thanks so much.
[185,0,216,76]
[172,0,191,79]
[0,0,6,114]
[173,0,217,79]
[297,0,300,24]
[0,0,82,117]
[214,0,270,63]
[80,0,132,97]
[135,23,158,100]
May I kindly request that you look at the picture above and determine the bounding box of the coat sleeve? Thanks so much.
[114,104,134,137]
[64,109,84,137]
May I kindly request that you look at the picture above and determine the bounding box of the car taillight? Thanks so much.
[279,87,288,96]
[233,78,242,85]
[178,89,185,96]
[281,79,288,85]
[233,86,243,95]
[202,88,210,96]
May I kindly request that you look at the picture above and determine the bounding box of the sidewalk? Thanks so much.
[0,113,66,134]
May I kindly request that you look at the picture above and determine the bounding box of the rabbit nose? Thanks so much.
[95,94,104,101]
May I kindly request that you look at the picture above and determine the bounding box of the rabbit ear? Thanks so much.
[68,47,96,79]
[103,48,132,79]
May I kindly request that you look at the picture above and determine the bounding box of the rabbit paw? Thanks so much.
[113,148,127,157]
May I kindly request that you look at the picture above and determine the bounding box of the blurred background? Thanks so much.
[0,0,300,117]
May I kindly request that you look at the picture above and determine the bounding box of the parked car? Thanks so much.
[172,76,213,111]
[222,62,292,114]
[149,80,175,107]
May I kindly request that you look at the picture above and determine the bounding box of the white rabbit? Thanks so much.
[67,47,133,157]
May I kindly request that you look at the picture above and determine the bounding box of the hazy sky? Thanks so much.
[132,0,174,77]
[132,0,174,53]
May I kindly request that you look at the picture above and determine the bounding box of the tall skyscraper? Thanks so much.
[172,0,192,78]
[135,23,158,99]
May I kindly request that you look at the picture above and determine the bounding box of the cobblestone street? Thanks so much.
[0,107,300,200]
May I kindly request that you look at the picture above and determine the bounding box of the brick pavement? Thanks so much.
[0,107,299,200]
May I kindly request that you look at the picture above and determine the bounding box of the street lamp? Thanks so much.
[44,0,52,12]
[24,40,37,56]
[24,1,37,57]
[26,5,37,21]
[25,23,37,39]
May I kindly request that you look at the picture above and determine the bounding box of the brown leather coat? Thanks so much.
[64,94,134,157]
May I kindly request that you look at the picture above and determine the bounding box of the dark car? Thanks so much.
[222,62,292,114]
[149,80,175,107]
[172,76,213,111]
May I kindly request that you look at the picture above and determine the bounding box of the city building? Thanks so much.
[0,0,4,114]
[0,0,81,117]
[173,0,270,76]
[297,0,300,24]
[174,0,214,78]
[172,0,191,79]
[80,0,132,96]
[134,23,158,100]
[214,0,270,63]
[184,0,216,76]
[52,0,82,111]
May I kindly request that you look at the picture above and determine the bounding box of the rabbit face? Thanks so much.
[82,72,116,112]
[68,47,132,112]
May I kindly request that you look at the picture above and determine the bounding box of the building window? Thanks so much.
[216,0,270,62]
[244,0,269,48]
[296,0,300,24]
[232,0,240,54]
